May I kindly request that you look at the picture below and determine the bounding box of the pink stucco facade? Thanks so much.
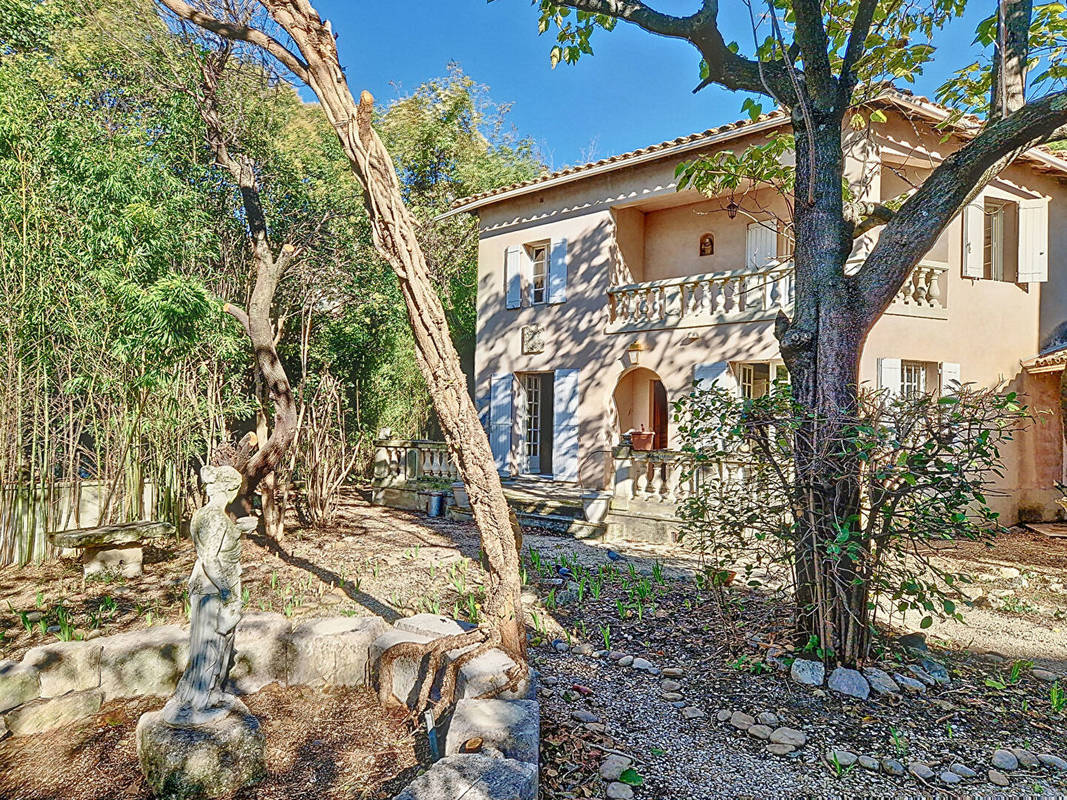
[463,103,1067,524]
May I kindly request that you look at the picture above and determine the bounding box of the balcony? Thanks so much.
[606,260,948,334]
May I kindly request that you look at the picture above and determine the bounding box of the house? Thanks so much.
[375,90,1067,539]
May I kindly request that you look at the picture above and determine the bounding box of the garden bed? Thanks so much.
[0,684,421,800]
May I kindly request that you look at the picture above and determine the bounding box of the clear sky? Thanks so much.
[309,1,989,170]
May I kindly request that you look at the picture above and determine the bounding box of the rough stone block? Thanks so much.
[393,754,536,800]
[445,699,540,764]
[100,625,187,701]
[22,640,102,697]
[230,613,290,694]
[288,616,387,687]
[84,544,144,579]
[370,628,436,706]
[4,689,102,736]
[137,704,266,799]
[448,648,536,701]
[395,614,474,639]
[0,660,40,712]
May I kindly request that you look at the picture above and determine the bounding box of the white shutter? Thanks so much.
[552,369,580,482]
[693,362,739,396]
[746,222,778,270]
[961,199,985,278]
[505,246,522,309]
[490,373,513,475]
[877,358,902,396]
[940,362,961,394]
[1018,197,1049,283]
[548,237,568,304]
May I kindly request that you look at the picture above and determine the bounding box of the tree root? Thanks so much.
[377,624,530,721]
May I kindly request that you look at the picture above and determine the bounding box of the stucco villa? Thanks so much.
[373,90,1067,541]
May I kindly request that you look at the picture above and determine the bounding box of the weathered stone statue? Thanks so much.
[163,465,244,726]
[137,465,265,799]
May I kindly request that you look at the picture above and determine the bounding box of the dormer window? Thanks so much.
[699,233,714,257]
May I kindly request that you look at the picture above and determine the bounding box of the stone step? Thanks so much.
[447,506,607,541]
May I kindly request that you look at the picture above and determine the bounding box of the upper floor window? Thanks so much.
[699,233,714,257]
[983,200,1011,281]
[900,360,928,398]
[963,193,1047,284]
[529,243,548,304]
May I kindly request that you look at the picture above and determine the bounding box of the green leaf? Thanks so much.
[870,109,888,123]
[619,768,644,786]
[920,616,933,629]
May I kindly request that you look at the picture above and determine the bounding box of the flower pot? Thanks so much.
[630,431,655,451]
[451,480,470,509]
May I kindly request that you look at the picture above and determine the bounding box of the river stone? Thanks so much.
[631,658,654,672]
[22,641,102,697]
[769,726,808,747]
[940,771,962,785]
[908,762,935,781]
[951,763,977,778]
[571,710,597,724]
[766,743,795,756]
[729,711,755,730]
[893,673,927,694]
[1038,754,1067,770]
[827,667,870,700]
[599,754,633,781]
[897,632,927,653]
[790,659,825,687]
[881,758,905,776]
[746,724,772,740]
[756,712,779,727]
[1011,748,1040,768]
[681,706,706,720]
[991,749,1019,771]
[858,755,880,771]
[862,667,900,696]
[715,709,732,722]
[906,665,937,686]
[137,703,265,799]
[660,679,682,693]
[920,658,950,684]
[1032,668,1059,682]
[606,783,634,800]
[0,660,40,713]
[394,753,536,800]
[661,667,684,678]
[827,750,857,767]
[4,689,101,736]
[662,692,683,701]
[988,769,1009,786]
[617,655,634,667]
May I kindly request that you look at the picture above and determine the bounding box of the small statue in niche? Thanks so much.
[699,233,715,257]
[162,465,248,727]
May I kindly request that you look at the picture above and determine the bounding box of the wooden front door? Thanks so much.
[651,380,668,450]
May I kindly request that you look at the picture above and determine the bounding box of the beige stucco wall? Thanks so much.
[471,110,1067,522]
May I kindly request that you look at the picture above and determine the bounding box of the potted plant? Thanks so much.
[629,425,655,451]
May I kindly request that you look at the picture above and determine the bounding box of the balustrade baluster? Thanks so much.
[926,268,942,308]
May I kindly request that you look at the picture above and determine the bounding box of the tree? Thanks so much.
[154,0,531,675]
[534,0,1067,663]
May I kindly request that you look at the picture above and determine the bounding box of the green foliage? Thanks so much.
[674,380,1028,646]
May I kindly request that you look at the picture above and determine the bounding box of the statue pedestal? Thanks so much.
[136,700,266,799]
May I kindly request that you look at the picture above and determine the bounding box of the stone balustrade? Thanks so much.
[374,438,459,486]
[611,446,750,508]
[606,260,949,333]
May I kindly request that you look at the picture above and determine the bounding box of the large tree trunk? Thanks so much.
[155,0,527,663]
[779,108,871,663]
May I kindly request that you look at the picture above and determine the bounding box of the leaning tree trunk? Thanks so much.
[778,107,871,664]
[196,51,299,534]
[155,0,528,663]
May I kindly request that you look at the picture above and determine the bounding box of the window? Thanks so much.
[529,244,548,304]
[521,373,541,473]
[901,361,928,398]
[737,362,776,399]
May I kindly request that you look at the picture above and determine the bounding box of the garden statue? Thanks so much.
[136,464,265,798]
[163,465,245,727]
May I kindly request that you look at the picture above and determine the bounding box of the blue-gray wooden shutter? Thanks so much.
[552,368,580,482]
[505,246,522,309]
[549,237,568,304]
[490,373,513,474]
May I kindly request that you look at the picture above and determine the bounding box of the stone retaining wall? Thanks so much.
[0,612,540,800]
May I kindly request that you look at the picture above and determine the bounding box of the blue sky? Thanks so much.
[309,1,989,169]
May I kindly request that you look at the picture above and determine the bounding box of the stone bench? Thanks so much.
[48,521,175,578]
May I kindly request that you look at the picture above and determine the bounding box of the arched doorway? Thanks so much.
[612,367,669,450]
